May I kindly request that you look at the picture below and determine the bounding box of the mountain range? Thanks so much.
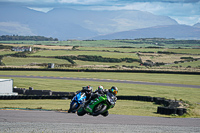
[0,4,200,40]
[92,24,200,40]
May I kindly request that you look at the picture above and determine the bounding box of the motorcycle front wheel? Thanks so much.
[93,104,107,116]
[68,102,79,113]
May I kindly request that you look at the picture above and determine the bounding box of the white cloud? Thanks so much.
[171,16,200,25]
[28,7,54,13]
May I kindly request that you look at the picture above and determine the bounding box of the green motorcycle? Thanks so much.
[77,92,116,117]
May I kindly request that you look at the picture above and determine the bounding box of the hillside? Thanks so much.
[0,4,178,40]
[91,25,200,40]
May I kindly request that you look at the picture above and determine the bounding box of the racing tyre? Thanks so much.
[77,108,86,116]
[69,102,79,113]
[101,111,109,117]
[93,104,107,116]
[68,109,71,113]
[71,102,79,110]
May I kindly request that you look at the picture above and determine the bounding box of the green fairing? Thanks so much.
[77,92,115,116]
[86,95,114,113]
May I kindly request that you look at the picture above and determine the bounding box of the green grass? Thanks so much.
[0,71,199,85]
[1,40,200,48]
[75,60,140,66]
[163,60,200,68]
[0,51,17,55]
[0,73,199,103]
[140,54,200,64]
[30,50,139,59]
[0,71,199,117]
[0,100,164,117]
[2,57,70,66]
[0,100,69,111]
[77,47,164,53]
[166,49,200,54]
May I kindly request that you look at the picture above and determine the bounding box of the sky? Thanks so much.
[1,0,200,26]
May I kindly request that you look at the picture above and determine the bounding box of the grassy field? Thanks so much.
[166,49,200,54]
[30,50,139,59]
[1,43,200,71]
[77,47,165,53]
[1,39,200,48]
[163,60,200,68]
[0,50,17,55]
[140,54,200,64]
[74,60,140,67]
[0,100,163,117]
[0,71,199,117]
[3,57,70,66]
[1,71,199,85]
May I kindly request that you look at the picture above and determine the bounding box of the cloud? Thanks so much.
[56,0,107,4]
[27,7,54,13]
[1,0,200,4]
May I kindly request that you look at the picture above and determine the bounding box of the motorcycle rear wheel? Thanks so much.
[101,111,109,117]
[93,104,107,116]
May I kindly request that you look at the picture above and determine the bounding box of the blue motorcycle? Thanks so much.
[68,91,86,113]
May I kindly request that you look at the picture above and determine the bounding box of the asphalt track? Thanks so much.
[0,110,200,133]
[0,75,200,89]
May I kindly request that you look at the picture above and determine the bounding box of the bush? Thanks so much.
[180,57,194,60]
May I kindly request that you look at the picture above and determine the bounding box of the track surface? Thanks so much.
[0,110,200,133]
[1,75,200,88]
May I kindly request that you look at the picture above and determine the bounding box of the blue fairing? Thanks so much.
[71,92,86,108]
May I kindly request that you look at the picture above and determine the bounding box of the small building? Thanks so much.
[12,46,32,52]
[0,79,18,95]
[48,63,55,68]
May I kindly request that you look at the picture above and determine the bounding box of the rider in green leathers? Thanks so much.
[84,86,118,108]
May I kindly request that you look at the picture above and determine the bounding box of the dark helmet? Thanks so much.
[83,85,93,95]
[109,86,118,96]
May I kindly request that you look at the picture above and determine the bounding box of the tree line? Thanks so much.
[0,35,58,41]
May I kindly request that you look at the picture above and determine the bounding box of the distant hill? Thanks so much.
[0,4,179,40]
[193,23,200,28]
[91,25,200,40]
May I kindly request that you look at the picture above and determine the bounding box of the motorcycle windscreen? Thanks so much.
[107,92,116,105]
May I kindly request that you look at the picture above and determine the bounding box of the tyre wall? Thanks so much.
[1,89,187,116]
[117,95,187,116]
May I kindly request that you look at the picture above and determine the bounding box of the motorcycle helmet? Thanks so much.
[109,86,118,96]
[84,85,93,95]
[97,85,104,94]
